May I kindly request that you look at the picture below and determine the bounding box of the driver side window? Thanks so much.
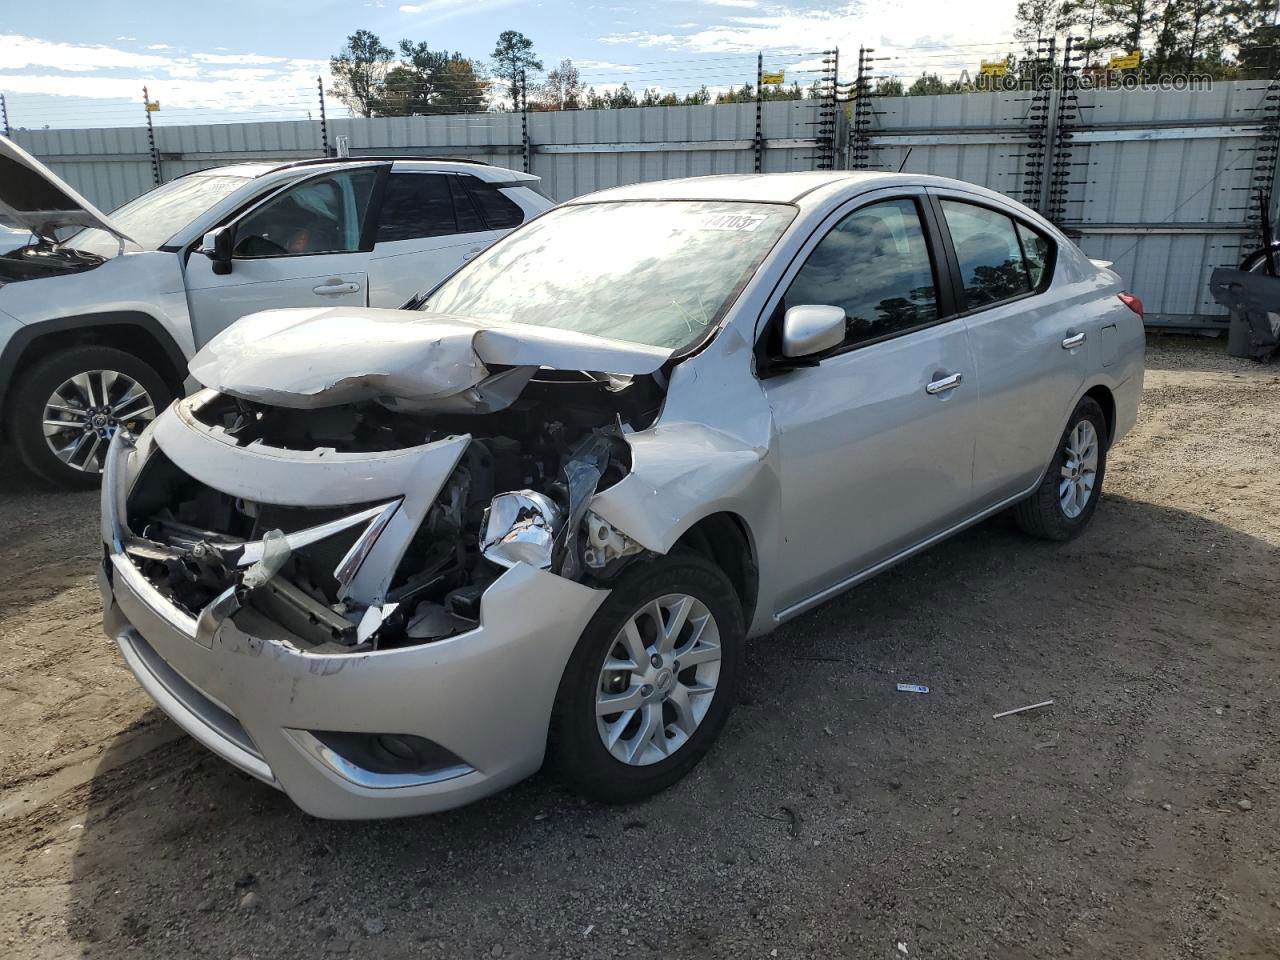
[234,169,378,258]
[783,197,939,350]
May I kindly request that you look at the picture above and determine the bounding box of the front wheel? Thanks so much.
[8,345,171,489]
[1014,396,1108,541]
[548,554,744,803]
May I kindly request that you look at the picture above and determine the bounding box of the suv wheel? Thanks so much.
[548,554,744,803]
[1014,396,1108,541]
[9,345,171,489]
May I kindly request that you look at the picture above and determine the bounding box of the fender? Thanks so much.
[0,310,189,408]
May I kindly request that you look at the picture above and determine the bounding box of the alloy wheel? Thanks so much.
[41,370,157,474]
[595,593,722,766]
[1059,419,1099,519]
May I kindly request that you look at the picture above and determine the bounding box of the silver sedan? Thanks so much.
[100,171,1144,818]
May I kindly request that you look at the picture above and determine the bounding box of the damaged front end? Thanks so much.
[109,314,665,655]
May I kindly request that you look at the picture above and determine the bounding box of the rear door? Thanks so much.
[366,171,496,307]
[927,190,1088,505]
[183,166,381,347]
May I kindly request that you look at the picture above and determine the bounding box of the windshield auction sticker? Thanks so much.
[699,213,769,232]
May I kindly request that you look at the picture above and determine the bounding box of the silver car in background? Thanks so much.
[100,171,1144,818]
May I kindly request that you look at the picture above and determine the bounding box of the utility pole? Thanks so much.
[0,94,10,138]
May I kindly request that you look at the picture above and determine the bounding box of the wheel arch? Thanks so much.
[669,510,760,630]
[0,312,188,422]
[1082,383,1116,445]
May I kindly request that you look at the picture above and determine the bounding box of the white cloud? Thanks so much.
[599,32,680,48]
[146,44,173,50]
[698,0,759,8]
[600,0,1022,73]
[0,34,332,114]
[570,58,641,72]
[0,34,173,72]
[190,52,289,65]
[399,0,519,20]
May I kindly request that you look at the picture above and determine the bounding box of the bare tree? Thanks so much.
[534,58,582,110]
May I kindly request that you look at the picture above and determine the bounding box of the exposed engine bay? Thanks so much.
[120,370,663,654]
[0,240,105,285]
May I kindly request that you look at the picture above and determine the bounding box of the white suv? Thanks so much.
[0,136,552,487]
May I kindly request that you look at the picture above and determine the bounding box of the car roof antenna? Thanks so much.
[897,147,913,173]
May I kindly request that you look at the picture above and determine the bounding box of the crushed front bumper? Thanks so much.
[99,432,610,819]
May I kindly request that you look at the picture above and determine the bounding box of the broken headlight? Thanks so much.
[479,490,563,570]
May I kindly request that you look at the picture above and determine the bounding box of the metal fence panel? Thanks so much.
[1058,81,1275,326]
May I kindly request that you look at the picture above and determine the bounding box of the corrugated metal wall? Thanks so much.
[12,81,1278,328]
[1058,82,1274,326]
[12,100,824,210]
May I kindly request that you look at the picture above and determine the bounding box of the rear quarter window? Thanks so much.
[467,183,525,230]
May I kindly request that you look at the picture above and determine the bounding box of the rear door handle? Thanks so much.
[1062,332,1087,349]
[925,372,962,395]
[462,247,485,261]
[313,280,361,295]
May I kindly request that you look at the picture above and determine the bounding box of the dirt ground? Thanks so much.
[1,335,1278,960]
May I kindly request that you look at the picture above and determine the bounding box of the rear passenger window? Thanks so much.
[1017,221,1051,288]
[466,181,524,230]
[377,174,456,242]
[783,197,939,349]
[939,200,1033,309]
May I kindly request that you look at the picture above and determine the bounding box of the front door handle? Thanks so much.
[926,372,962,395]
[462,247,485,261]
[1062,331,1087,349]
[313,280,361,296]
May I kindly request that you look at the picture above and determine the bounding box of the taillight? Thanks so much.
[1118,292,1143,318]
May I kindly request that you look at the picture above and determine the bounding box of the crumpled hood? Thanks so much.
[188,306,673,410]
[0,135,133,244]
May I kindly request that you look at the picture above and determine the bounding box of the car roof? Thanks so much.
[571,171,1021,210]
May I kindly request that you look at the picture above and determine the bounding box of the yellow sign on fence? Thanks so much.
[979,59,1010,76]
[762,71,785,85]
[145,100,161,112]
[1108,50,1141,70]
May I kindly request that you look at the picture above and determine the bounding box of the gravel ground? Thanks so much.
[1,334,1278,960]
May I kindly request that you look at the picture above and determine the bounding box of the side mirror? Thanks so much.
[781,304,845,359]
[199,226,234,275]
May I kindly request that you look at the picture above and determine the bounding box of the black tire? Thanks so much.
[8,345,172,490]
[548,553,744,803]
[1014,396,1108,541]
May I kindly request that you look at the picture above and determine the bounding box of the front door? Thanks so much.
[761,194,979,612]
[184,167,381,348]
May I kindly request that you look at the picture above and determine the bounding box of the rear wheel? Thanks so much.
[8,345,170,489]
[548,554,744,803]
[1014,396,1107,541]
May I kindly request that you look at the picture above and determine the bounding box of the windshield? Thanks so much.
[66,174,249,256]
[423,200,795,352]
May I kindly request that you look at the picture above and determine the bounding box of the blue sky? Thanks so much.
[1,0,1023,128]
